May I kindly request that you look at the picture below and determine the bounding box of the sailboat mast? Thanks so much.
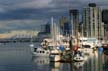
[51,17,54,40]
[51,17,56,42]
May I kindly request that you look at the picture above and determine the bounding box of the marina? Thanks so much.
[0,0,108,71]
[0,42,108,71]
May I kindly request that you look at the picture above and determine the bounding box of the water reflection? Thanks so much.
[0,43,108,71]
[103,50,108,71]
[82,51,103,71]
[31,51,108,71]
[32,57,50,71]
[73,61,85,69]
[32,57,49,66]
[103,50,108,55]
[50,62,61,71]
[69,51,107,71]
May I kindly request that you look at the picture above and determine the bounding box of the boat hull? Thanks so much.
[32,52,49,57]
[73,53,84,62]
[73,56,84,62]
[31,47,50,57]
[50,55,61,62]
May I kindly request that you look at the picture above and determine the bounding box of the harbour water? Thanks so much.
[0,42,108,71]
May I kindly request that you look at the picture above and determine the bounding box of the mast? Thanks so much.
[51,17,57,46]
[51,17,54,40]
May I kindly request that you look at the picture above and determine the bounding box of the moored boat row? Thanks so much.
[30,16,105,62]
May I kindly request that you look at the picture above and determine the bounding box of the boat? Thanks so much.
[102,43,108,50]
[49,48,61,62]
[73,51,84,62]
[78,45,93,54]
[49,17,62,62]
[30,36,52,57]
[79,37,99,48]
[31,47,50,57]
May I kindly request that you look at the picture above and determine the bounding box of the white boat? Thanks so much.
[31,47,50,57]
[73,51,84,62]
[79,37,99,48]
[49,49,61,62]
[78,45,93,54]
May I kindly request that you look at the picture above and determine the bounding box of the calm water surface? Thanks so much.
[0,42,108,71]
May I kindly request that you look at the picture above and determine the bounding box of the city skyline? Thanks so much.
[0,0,108,33]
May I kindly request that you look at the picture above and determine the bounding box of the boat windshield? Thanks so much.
[51,53,60,55]
[75,51,83,56]
[48,46,58,50]
[34,48,37,52]
[87,38,97,43]
[82,45,91,48]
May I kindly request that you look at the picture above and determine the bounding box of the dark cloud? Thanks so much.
[0,0,108,20]
[0,8,69,20]
[0,0,108,33]
[0,8,45,20]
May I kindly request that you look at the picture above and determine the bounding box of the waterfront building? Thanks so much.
[82,3,104,39]
[59,16,71,36]
[45,23,51,34]
[69,9,79,37]
[102,9,108,40]
[102,9,108,24]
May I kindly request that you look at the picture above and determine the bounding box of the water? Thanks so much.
[0,42,108,71]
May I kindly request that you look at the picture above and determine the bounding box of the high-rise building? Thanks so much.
[59,16,71,36]
[82,3,104,39]
[102,10,108,24]
[40,23,51,34]
[102,10,108,31]
[45,23,51,33]
[69,9,79,37]
[102,9,108,40]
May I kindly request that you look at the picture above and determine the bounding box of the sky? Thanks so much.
[0,0,108,33]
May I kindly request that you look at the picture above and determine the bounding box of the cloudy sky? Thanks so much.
[0,0,108,33]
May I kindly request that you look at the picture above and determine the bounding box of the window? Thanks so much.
[37,51,39,53]
[42,51,44,53]
[34,48,37,52]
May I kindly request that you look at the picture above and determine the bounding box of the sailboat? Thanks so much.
[49,17,62,62]
[30,26,51,57]
[30,35,51,57]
